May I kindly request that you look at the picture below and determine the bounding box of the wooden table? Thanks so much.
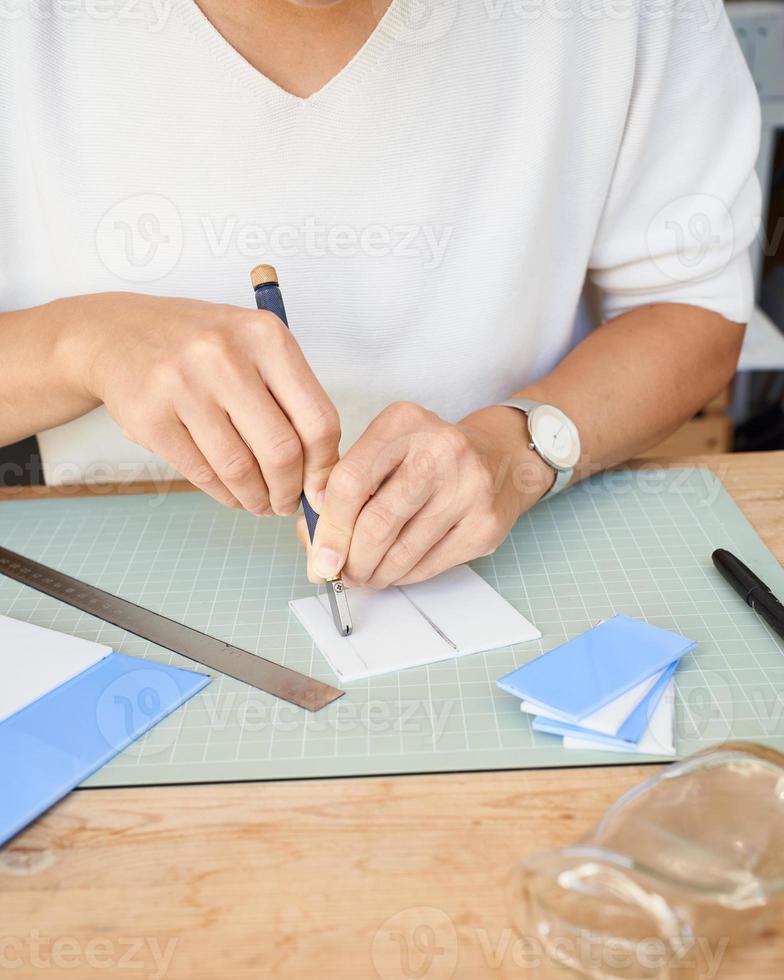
[1,453,782,979]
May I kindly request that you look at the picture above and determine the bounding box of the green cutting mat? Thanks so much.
[0,468,782,785]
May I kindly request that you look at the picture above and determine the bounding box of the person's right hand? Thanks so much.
[64,291,340,515]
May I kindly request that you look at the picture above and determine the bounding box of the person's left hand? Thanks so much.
[297,401,556,589]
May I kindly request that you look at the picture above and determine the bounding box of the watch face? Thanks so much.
[528,405,581,471]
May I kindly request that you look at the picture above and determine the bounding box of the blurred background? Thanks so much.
[647,0,784,457]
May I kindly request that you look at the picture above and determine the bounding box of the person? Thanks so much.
[0,0,760,590]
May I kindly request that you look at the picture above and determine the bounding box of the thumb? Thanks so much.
[295,513,310,551]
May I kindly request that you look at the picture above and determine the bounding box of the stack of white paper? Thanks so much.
[523,672,678,756]
[497,616,694,756]
[290,564,540,682]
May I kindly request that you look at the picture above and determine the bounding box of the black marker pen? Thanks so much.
[712,549,784,644]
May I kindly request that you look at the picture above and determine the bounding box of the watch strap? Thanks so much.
[499,398,575,502]
[549,467,572,497]
[500,398,540,415]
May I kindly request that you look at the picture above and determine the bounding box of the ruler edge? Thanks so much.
[0,546,345,712]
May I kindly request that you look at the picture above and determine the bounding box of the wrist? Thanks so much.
[50,293,115,406]
[461,405,556,507]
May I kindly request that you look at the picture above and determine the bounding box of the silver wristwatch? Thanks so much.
[499,399,581,501]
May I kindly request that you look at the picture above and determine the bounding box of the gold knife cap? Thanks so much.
[250,264,279,288]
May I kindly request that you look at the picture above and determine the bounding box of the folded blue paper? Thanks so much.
[497,615,694,722]
[532,658,679,744]
[0,652,209,846]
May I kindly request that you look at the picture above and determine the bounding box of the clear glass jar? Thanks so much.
[507,743,784,979]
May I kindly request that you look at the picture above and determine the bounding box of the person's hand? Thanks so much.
[297,401,555,589]
[65,292,340,514]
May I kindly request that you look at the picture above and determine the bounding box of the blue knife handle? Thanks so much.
[254,280,289,328]
[253,280,319,544]
[301,494,320,541]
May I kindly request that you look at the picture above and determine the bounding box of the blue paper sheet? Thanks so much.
[0,652,209,846]
[532,658,679,744]
[497,615,694,721]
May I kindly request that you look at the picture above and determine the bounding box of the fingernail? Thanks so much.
[313,546,341,579]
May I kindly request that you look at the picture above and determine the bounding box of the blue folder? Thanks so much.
[497,615,694,722]
[532,658,679,744]
[0,652,209,846]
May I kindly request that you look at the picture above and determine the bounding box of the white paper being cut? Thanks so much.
[290,564,540,681]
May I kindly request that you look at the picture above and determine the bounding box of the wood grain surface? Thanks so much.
[0,453,781,979]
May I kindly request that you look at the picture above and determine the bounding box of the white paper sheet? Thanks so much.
[563,680,676,756]
[0,615,111,723]
[519,668,666,736]
[289,564,540,681]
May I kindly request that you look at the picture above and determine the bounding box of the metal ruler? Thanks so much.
[0,546,344,712]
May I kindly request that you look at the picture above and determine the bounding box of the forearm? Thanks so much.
[511,303,745,478]
[0,298,99,445]
[301,304,746,588]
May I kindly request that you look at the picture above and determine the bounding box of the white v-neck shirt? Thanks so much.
[0,0,760,484]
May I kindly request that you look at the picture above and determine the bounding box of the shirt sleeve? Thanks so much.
[588,0,761,324]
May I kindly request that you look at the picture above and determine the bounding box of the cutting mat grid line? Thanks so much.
[0,468,782,786]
